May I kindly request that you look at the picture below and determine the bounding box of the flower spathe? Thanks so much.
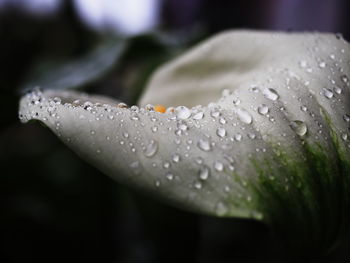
[19,31,350,256]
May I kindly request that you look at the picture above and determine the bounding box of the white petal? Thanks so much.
[20,89,267,219]
[19,31,350,253]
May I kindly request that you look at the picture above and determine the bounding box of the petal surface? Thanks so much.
[20,31,350,255]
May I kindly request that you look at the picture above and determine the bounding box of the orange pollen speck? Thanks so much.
[154,105,166,113]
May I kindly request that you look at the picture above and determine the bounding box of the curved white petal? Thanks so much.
[19,31,350,255]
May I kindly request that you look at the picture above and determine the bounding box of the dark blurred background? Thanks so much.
[1,1,350,262]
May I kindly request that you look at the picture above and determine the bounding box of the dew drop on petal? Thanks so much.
[263,88,279,101]
[117,102,128,108]
[172,153,180,163]
[234,133,242,141]
[219,117,226,124]
[333,86,342,94]
[193,111,204,120]
[166,173,174,180]
[232,97,241,105]
[216,127,226,138]
[211,110,221,118]
[176,106,191,119]
[144,140,158,157]
[318,61,326,68]
[323,88,334,99]
[197,139,212,151]
[163,161,170,169]
[248,133,256,139]
[340,75,349,83]
[194,181,202,189]
[214,161,224,172]
[290,120,308,136]
[300,106,308,112]
[196,157,203,164]
[257,104,269,115]
[199,166,210,180]
[236,108,252,124]
[249,86,259,93]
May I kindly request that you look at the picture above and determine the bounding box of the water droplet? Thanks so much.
[232,97,241,105]
[216,127,226,138]
[248,133,256,139]
[290,120,308,136]
[151,126,158,132]
[263,88,279,101]
[193,111,204,120]
[194,181,202,189]
[117,102,128,108]
[234,133,242,141]
[323,88,334,99]
[300,106,308,112]
[131,113,139,121]
[199,166,210,180]
[236,108,252,124]
[178,123,188,131]
[318,61,326,68]
[166,173,174,180]
[176,106,191,119]
[90,130,96,135]
[249,86,259,93]
[333,86,342,94]
[215,202,228,216]
[155,180,161,187]
[145,104,154,111]
[341,75,349,83]
[219,117,226,124]
[214,161,224,172]
[257,104,269,115]
[144,140,158,157]
[163,162,170,169]
[343,114,350,122]
[196,157,203,164]
[341,133,348,141]
[211,110,220,118]
[130,105,139,112]
[172,153,180,163]
[123,132,129,138]
[197,139,211,151]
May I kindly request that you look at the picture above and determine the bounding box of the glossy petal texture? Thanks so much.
[20,31,350,255]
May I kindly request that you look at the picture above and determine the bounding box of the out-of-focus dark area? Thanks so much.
[1,0,350,262]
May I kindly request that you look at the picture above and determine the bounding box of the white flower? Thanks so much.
[19,30,350,255]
